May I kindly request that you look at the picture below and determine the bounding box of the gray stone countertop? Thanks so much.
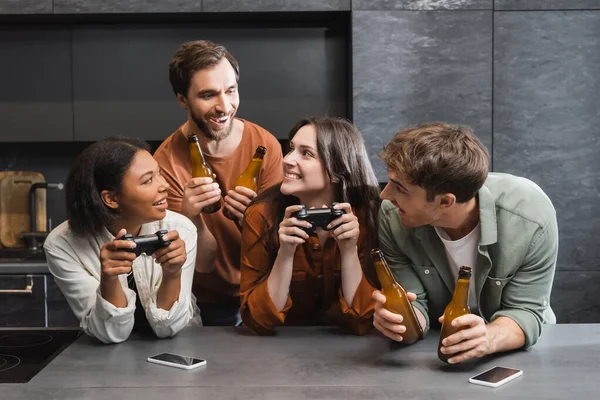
[0,324,598,399]
[0,261,48,274]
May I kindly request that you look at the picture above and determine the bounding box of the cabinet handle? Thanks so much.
[0,275,34,294]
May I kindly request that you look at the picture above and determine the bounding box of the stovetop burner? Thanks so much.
[0,354,20,373]
[0,329,80,384]
[0,333,53,348]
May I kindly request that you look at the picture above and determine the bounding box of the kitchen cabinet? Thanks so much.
[0,0,52,14]
[0,275,46,327]
[0,29,73,142]
[46,274,79,327]
[70,23,347,141]
[0,273,78,328]
[71,27,185,141]
[54,0,204,14]
[203,0,351,12]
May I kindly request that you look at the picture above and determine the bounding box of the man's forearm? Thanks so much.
[191,215,218,273]
[487,316,526,354]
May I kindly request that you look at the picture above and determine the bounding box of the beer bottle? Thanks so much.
[223,145,267,221]
[370,248,423,344]
[189,134,221,214]
[438,266,472,363]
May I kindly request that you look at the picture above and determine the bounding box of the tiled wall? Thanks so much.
[493,10,600,324]
[352,1,600,323]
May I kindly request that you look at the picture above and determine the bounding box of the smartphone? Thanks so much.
[468,366,523,388]
[147,352,207,370]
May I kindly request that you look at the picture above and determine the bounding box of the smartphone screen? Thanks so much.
[149,353,205,366]
[471,366,522,384]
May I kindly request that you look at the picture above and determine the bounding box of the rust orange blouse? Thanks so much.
[240,201,376,335]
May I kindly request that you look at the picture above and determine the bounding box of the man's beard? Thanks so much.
[190,110,236,143]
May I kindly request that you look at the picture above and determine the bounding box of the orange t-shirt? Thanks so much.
[154,119,284,303]
[240,201,376,335]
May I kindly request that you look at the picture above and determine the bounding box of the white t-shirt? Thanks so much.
[434,223,480,312]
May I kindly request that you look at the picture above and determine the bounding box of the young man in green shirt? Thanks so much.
[373,122,557,363]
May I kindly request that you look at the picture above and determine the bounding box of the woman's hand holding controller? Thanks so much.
[100,228,137,281]
[278,205,312,256]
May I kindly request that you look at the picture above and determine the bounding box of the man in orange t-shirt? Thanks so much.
[154,40,283,325]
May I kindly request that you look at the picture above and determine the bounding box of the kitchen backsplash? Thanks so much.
[0,141,163,229]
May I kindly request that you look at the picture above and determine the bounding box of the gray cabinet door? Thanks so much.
[0,29,73,142]
[71,26,185,142]
[46,274,79,327]
[71,24,348,141]
[0,275,46,327]
[0,0,52,14]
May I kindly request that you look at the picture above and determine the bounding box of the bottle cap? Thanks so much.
[370,248,384,259]
[256,145,267,156]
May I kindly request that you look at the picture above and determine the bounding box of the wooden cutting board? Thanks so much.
[0,171,47,248]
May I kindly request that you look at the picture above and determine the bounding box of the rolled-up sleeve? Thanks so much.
[338,273,376,335]
[490,217,558,348]
[144,226,198,338]
[45,241,136,344]
[240,204,291,335]
[378,202,431,336]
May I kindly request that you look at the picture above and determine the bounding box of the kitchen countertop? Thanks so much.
[0,324,598,399]
[0,247,49,274]
[0,261,48,274]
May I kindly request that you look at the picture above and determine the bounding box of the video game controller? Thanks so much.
[292,203,345,234]
[118,229,171,257]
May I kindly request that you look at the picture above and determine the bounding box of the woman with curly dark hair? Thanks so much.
[45,137,200,343]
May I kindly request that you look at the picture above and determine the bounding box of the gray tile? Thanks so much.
[139,0,202,13]
[352,0,492,10]
[54,0,140,13]
[495,1,600,10]
[551,271,600,323]
[0,0,52,14]
[353,11,493,181]
[493,11,600,273]
[204,0,351,12]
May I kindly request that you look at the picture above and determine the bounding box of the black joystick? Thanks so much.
[118,229,171,257]
[292,203,345,234]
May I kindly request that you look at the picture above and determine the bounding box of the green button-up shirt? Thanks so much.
[379,172,558,348]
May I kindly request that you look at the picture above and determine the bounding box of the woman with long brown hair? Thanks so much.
[240,116,381,335]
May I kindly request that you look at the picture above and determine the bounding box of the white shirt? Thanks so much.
[44,210,200,344]
[434,223,480,311]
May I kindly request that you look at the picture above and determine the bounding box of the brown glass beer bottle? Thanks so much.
[189,134,221,214]
[438,266,472,363]
[223,145,267,220]
[370,248,423,344]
